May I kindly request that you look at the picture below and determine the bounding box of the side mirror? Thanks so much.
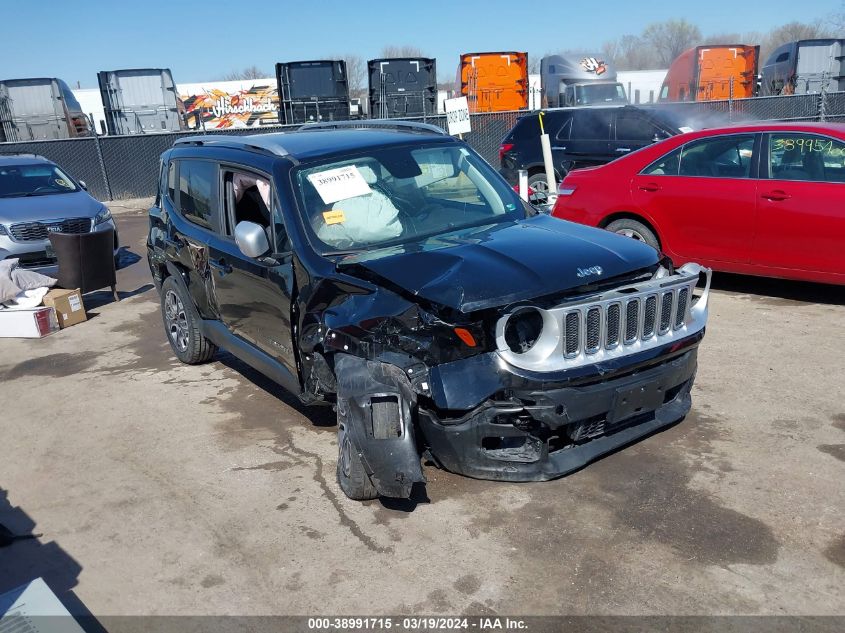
[235,221,270,259]
[78,180,88,190]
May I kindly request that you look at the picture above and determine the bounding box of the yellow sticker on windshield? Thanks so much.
[323,210,346,225]
[54,178,70,188]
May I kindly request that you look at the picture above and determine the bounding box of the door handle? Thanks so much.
[616,147,632,153]
[638,182,660,192]
[761,190,791,201]
[209,258,233,275]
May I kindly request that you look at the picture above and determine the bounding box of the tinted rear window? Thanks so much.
[571,110,612,140]
[177,159,217,229]
[508,115,540,141]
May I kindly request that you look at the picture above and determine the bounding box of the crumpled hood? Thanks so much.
[0,191,103,225]
[339,214,659,313]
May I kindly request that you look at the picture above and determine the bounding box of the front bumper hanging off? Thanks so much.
[418,347,698,482]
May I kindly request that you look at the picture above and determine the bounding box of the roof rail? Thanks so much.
[297,119,447,136]
[173,134,288,157]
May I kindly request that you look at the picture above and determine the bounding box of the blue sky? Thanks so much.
[1,0,841,87]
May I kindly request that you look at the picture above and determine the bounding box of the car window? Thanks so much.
[571,110,612,140]
[177,159,217,229]
[576,83,627,105]
[511,115,540,141]
[678,135,755,178]
[616,112,663,142]
[0,163,79,198]
[642,147,682,176]
[768,133,845,183]
[222,168,289,252]
[554,117,572,141]
[167,160,177,202]
[295,143,523,254]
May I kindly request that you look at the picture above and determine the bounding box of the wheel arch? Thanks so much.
[526,164,563,180]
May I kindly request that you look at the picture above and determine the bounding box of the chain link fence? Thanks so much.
[1,92,842,201]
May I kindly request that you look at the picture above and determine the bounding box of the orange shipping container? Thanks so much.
[458,52,528,112]
[659,45,759,102]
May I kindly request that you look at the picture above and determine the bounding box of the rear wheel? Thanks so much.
[606,218,660,251]
[527,172,551,195]
[160,276,217,365]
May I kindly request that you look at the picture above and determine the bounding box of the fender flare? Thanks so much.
[334,353,425,498]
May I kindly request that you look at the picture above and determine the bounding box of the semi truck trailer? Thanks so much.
[0,77,92,141]
[658,45,759,102]
[760,39,845,96]
[97,68,184,135]
[457,52,528,112]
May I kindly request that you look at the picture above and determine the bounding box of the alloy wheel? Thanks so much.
[164,290,189,352]
[616,228,647,242]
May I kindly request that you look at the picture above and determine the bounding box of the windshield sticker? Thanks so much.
[773,137,841,156]
[322,210,346,225]
[54,178,72,189]
[307,166,372,204]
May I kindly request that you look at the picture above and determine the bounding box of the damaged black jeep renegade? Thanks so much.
[147,121,711,501]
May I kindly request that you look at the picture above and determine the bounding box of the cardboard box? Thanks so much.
[42,288,87,329]
[0,306,59,338]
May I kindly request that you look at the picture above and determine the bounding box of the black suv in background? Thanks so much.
[147,121,710,503]
[499,105,692,196]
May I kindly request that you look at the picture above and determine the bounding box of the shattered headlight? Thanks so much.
[499,306,561,366]
[504,307,544,354]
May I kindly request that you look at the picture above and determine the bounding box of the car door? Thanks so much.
[165,157,221,319]
[561,109,613,170]
[611,109,670,157]
[630,133,759,264]
[753,132,845,275]
[207,164,298,384]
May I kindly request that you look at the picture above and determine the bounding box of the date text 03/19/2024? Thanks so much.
[306,617,528,631]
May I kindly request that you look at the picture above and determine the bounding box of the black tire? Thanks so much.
[336,413,378,501]
[160,276,217,365]
[605,218,660,251]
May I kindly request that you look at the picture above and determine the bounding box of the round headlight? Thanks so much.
[504,307,544,354]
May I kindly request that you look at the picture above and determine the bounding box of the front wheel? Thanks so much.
[605,218,660,251]
[336,412,378,501]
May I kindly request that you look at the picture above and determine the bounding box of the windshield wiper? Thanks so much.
[324,250,361,258]
[0,191,58,198]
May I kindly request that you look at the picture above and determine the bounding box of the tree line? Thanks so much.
[219,10,843,89]
[599,16,842,71]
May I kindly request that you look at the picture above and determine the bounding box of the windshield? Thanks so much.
[576,83,627,105]
[295,143,525,254]
[0,163,79,198]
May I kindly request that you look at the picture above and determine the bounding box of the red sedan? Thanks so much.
[551,122,845,285]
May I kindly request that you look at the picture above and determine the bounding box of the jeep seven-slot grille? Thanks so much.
[496,266,711,372]
[9,218,92,242]
[562,287,691,358]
